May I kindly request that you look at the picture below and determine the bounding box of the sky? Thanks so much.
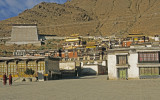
[0,0,67,21]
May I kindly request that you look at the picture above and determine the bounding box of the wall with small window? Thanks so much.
[108,51,139,79]
[108,49,160,80]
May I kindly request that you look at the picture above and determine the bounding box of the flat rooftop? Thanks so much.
[0,56,45,61]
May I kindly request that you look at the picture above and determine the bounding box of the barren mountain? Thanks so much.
[0,0,160,37]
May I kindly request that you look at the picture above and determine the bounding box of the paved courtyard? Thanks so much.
[0,75,160,100]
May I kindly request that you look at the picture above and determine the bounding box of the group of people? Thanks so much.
[3,73,12,85]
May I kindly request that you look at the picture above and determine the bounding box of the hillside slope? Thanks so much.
[67,0,160,36]
[0,0,160,37]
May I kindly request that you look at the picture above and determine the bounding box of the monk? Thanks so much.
[9,74,12,85]
[3,73,7,85]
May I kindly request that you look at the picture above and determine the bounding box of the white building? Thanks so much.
[107,47,160,80]
[6,24,41,46]
[81,60,107,75]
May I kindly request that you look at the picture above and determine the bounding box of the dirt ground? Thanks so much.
[0,75,160,100]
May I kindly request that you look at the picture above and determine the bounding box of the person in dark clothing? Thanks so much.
[9,74,12,85]
[3,73,7,85]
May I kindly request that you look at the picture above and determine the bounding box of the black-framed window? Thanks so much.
[138,52,159,63]
[116,55,128,65]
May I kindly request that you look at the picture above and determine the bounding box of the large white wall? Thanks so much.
[107,54,117,79]
[128,53,139,79]
[59,62,75,70]
[81,65,98,75]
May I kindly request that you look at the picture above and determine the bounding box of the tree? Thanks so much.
[38,46,45,50]
[82,41,86,45]
[24,68,35,76]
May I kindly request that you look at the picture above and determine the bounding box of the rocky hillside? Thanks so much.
[0,0,160,37]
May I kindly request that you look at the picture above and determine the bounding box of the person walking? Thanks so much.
[9,74,12,85]
[3,73,7,85]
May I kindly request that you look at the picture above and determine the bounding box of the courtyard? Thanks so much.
[0,75,160,100]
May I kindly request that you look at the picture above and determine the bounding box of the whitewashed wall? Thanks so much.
[59,62,75,70]
[81,65,98,75]
[108,52,139,80]
[128,53,139,79]
[102,61,106,66]
[107,54,117,79]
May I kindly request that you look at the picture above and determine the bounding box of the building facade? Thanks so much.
[108,47,160,80]
[6,24,41,46]
[0,56,60,79]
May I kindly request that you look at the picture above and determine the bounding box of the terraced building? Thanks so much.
[6,24,41,46]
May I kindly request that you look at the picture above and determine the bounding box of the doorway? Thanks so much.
[118,68,128,79]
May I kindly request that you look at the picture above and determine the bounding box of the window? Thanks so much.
[116,55,128,65]
[38,61,45,71]
[90,57,94,60]
[139,67,160,76]
[79,57,83,61]
[138,52,159,63]
[8,62,16,75]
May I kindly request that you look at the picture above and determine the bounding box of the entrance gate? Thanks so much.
[118,68,128,79]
